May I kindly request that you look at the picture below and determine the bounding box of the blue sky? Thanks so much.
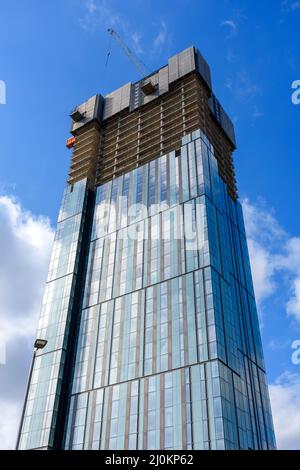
[0,0,300,449]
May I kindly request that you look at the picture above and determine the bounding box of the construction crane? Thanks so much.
[107,28,150,78]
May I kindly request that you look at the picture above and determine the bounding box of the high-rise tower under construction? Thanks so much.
[17,46,276,450]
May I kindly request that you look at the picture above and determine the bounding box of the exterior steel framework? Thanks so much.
[17,47,276,450]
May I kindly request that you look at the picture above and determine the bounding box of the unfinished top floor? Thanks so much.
[67,46,238,199]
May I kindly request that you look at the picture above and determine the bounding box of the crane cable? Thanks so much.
[105,32,113,68]
[107,28,150,77]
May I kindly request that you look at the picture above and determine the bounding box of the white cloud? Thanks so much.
[287,278,300,322]
[0,196,53,343]
[246,238,276,305]
[252,105,265,119]
[242,199,300,322]
[242,198,286,242]
[291,1,300,9]
[79,0,121,31]
[86,0,97,15]
[131,32,143,55]
[153,21,168,49]
[242,199,284,306]
[269,372,300,449]
[150,21,172,58]
[225,49,238,63]
[0,195,54,449]
[282,0,300,11]
[226,71,260,102]
[221,19,237,35]
[80,1,147,59]
[0,400,23,450]
[221,10,247,39]
[80,2,172,63]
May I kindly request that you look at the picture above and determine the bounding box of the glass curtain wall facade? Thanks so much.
[18,128,276,450]
[18,182,89,449]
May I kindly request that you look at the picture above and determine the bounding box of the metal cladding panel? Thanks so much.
[220,108,236,148]
[168,46,196,84]
[208,94,236,147]
[168,53,180,83]
[71,95,104,133]
[100,47,212,117]
[69,47,234,154]
[158,65,169,95]
[120,82,132,109]
[168,46,211,91]
[178,47,196,77]
[103,82,132,120]
[195,48,212,91]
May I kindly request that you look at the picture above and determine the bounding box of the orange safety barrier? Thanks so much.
[66,137,76,149]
